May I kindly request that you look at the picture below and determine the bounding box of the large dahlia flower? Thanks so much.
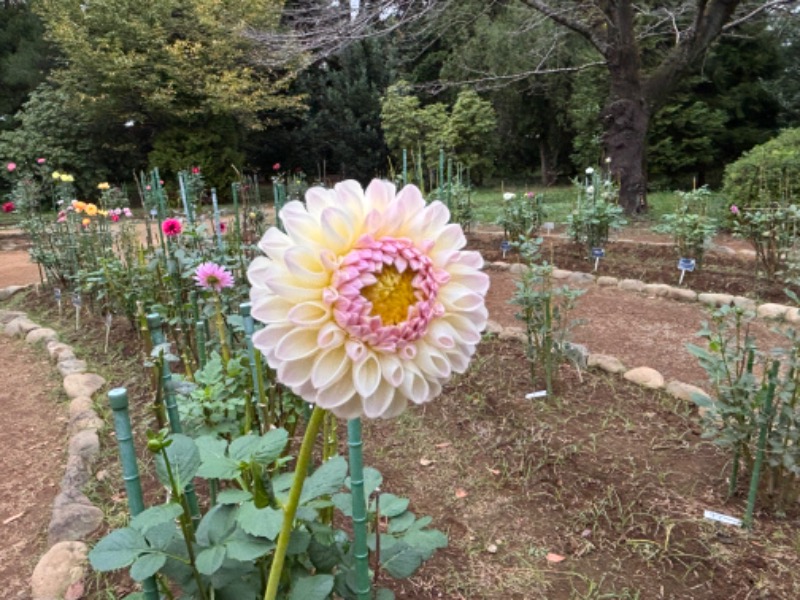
[248,179,489,419]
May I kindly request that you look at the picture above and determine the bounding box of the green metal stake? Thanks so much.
[744,360,780,529]
[178,171,191,224]
[348,418,371,599]
[438,148,445,200]
[231,183,242,242]
[211,187,224,251]
[446,158,452,210]
[195,320,207,369]
[146,314,201,526]
[107,388,160,600]
[241,303,267,430]
[402,148,408,186]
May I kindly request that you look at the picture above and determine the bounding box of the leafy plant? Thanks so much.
[653,186,718,268]
[497,191,545,242]
[566,169,626,257]
[730,202,800,279]
[510,236,585,395]
[89,430,445,599]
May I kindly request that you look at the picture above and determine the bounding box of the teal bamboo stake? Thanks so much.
[178,171,192,224]
[438,148,445,200]
[241,303,267,432]
[447,158,452,210]
[211,187,223,251]
[402,148,408,186]
[107,388,159,600]
[195,320,207,369]
[744,360,780,529]
[231,183,242,242]
[147,313,201,526]
[348,418,371,600]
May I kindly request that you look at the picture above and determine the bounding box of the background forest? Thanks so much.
[1,0,799,200]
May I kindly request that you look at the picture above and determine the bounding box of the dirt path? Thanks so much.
[0,335,68,598]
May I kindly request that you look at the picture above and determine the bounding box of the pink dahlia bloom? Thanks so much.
[36,158,46,165]
[6,162,16,172]
[730,205,739,215]
[248,179,489,420]
[194,262,235,292]
[3,201,15,213]
[162,218,182,236]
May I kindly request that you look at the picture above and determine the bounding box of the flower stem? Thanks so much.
[214,294,230,366]
[263,405,325,600]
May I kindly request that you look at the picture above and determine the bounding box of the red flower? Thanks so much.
[273,162,281,171]
[162,218,182,237]
[110,214,120,222]
[2,202,15,213]
[192,167,200,175]
[219,222,227,234]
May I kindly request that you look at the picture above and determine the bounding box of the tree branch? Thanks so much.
[723,0,798,31]
[517,0,609,55]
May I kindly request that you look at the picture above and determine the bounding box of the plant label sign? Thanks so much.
[71,292,82,308]
[54,287,61,301]
[703,510,742,528]
[678,257,696,285]
[500,240,511,258]
[592,247,605,271]
[543,222,555,233]
[525,390,547,400]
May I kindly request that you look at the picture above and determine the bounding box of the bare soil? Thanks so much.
[1,225,799,599]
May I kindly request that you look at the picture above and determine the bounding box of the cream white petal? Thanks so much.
[305,186,337,217]
[284,246,329,286]
[251,295,294,324]
[317,322,346,349]
[320,206,357,255]
[281,202,327,249]
[287,301,330,327]
[311,345,350,389]
[407,201,451,241]
[315,376,357,408]
[278,359,312,388]
[353,353,381,398]
[380,395,408,419]
[247,256,273,289]
[414,342,452,379]
[379,353,405,387]
[274,327,321,361]
[365,179,396,212]
[363,380,395,419]
[258,227,292,258]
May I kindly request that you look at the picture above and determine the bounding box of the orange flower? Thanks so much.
[85,203,98,216]
[82,218,91,227]
[72,200,87,213]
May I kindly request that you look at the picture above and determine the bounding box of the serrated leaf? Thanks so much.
[332,492,352,518]
[155,434,201,490]
[289,574,335,600]
[229,434,260,462]
[225,532,275,562]
[380,542,423,579]
[195,545,226,576]
[144,521,178,550]
[402,528,448,559]
[196,504,238,546]
[129,504,183,534]
[89,528,147,571]
[308,538,341,571]
[286,529,311,555]
[236,502,283,540]
[129,552,166,581]
[374,493,409,518]
[300,456,347,504]
[216,489,253,505]
[388,511,415,534]
[252,428,289,464]
[196,435,239,480]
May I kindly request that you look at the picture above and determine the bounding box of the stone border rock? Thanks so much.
[487,261,800,325]
[1,291,106,600]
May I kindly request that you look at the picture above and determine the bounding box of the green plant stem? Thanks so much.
[744,360,780,529]
[263,405,325,600]
[348,417,372,600]
[214,294,231,366]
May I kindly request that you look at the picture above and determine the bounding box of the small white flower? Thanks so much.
[124,119,135,128]
[605,157,612,164]
[503,192,516,201]
[585,167,594,175]
[586,186,595,195]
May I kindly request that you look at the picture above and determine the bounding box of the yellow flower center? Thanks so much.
[362,265,416,326]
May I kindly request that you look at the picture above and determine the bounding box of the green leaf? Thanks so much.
[380,542,423,579]
[287,529,311,555]
[300,455,348,504]
[129,552,166,581]
[253,428,289,464]
[332,492,352,518]
[229,434,260,462]
[308,538,341,571]
[289,574,335,600]
[129,504,183,534]
[375,589,396,600]
[225,532,275,562]
[216,489,253,505]
[403,528,448,559]
[155,434,201,490]
[374,493,409,518]
[236,502,283,540]
[196,504,238,546]
[388,511,415,534]
[196,545,226,576]
[144,521,178,550]
[89,528,147,571]
[196,435,240,480]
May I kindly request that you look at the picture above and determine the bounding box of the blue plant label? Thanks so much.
[591,247,605,258]
[500,240,512,252]
[54,288,62,301]
[150,208,158,218]
[543,222,555,232]
[678,258,696,272]
[71,293,81,308]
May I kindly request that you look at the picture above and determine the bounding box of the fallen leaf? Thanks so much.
[486,543,498,554]
[486,467,500,475]
[435,442,451,449]
[455,488,468,499]
[2,512,24,525]
[546,552,566,563]
[419,457,434,467]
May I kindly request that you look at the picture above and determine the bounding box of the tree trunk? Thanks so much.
[603,96,649,213]
[538,139,558,187]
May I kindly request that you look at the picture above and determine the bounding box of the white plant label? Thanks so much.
[703,510,742,527]
[525,390,548,400]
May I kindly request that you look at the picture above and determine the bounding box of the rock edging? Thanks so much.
[1,290,106,600]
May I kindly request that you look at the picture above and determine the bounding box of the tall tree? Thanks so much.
[518,0,797,213]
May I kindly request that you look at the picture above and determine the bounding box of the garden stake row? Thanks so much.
[241,302,268,434]
[348,417,372,600]
[107,388,160,600]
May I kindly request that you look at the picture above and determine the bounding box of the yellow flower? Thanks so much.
[72,200,86,213]
[52,171,61,180]
[98,209,108,217]
[85,203,98,216]
[249,180,489,419]
[60,174,74,183]
[82,218,91,227]
[97,182,110,190]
